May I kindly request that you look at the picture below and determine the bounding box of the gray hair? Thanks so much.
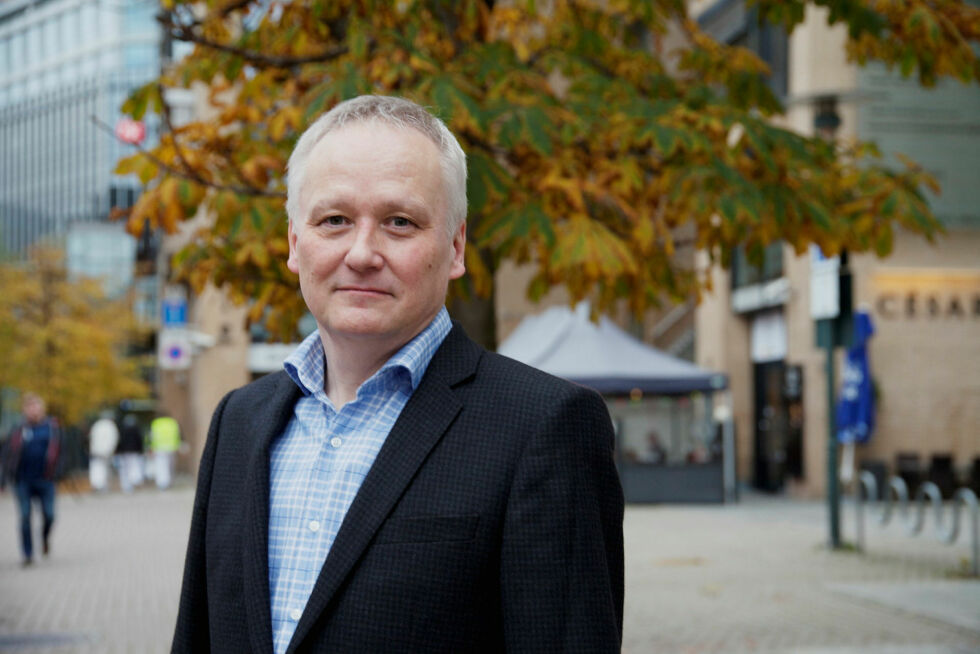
[286,95,468,239]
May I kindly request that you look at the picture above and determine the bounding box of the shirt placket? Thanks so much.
[285,400,335,628]
[304,399,338,545]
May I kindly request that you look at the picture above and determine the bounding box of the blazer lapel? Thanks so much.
[242,372,304,654]
[286,325,481,653]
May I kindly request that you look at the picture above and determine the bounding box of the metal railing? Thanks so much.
[854,471,979,576]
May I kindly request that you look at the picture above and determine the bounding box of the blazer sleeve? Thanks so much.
[171,391,232,654]
[499,384,624,653]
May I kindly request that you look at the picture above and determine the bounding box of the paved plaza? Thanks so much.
[0,481,977,653]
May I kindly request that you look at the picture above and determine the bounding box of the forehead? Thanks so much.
[299,121,446,216]
[308,122,440,176]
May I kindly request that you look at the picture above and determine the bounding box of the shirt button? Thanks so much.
[309,520,320,532]
[290,608,302,621]
[330,437,342,448]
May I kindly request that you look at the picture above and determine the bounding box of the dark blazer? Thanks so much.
[172,324,624,653]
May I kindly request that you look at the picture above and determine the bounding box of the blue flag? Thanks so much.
[837,310,875,444]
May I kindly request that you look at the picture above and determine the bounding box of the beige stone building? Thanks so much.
[694,2,980,497]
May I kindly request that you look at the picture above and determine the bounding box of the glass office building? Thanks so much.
[0,0,164,258]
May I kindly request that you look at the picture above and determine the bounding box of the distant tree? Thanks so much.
[115,0,979,345]
[0,247,149,426]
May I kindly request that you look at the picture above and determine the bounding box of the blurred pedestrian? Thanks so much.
[116,414,145,493]
[88,411,119,492]
[1,393,61,567]
[149,414,180,490]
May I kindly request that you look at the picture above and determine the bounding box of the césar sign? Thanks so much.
[871,269,980,320]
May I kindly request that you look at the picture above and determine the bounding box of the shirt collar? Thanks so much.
[284,307,452,399]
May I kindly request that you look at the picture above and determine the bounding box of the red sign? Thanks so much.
[115,118,146,145]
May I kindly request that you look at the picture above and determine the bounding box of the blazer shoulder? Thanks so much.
[213,370,301,436]
[479,349,605,407]
[223,370,294,407]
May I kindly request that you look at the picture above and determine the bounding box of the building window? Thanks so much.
[11,31,24,72]
[731,242,783,289]
[698,0,788,99]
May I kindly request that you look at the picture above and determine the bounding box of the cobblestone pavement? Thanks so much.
[1,484,977,653]
[624,495,979,653]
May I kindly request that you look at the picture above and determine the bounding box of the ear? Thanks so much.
[287,219,300,274]
[449,221,466,280]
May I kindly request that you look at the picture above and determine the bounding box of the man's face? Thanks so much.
[288,122,465,351]
[23,396,45,423]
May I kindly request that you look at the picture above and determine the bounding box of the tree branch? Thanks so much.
[156,83,213,189]
[91,115,285,199]
[158,10,350,69]
[218,0,253,18]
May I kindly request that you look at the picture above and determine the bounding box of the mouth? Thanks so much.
[335,286,393,297]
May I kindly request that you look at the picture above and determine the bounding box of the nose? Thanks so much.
[344,221,383,271]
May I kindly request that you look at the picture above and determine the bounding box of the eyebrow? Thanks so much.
[305,196,432,223]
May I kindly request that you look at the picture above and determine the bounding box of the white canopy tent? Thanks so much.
[497,303,727,395]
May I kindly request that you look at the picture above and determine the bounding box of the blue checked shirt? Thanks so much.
[268,308,451,654]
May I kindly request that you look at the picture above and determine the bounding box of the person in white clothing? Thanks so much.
[88,413,119,492]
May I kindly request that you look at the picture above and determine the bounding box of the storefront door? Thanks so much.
[753,360,789,491]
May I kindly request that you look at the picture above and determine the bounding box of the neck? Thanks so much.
[319,333,400,408]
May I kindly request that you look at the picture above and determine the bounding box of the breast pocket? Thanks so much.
[375,514,480,544]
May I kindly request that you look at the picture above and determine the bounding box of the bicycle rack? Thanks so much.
[854,471,978,576]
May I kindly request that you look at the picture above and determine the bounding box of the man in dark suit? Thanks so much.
[172,95,624,653]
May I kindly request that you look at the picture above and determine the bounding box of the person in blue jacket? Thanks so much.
[2,393,61,567]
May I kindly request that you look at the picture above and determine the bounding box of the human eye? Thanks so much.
[318,215,348,227]
[387,216,416,229]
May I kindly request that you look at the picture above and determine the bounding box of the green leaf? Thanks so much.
[651,124,679,157]
[229,214,243,240]
[720,195,738,224]
[467,167,488,214]
[467,151,512,214]
[250,207,264,231]
[476,206,523,247]
[178,180,192,204]
[121,83,155,120]
[527,273,550,302]
[522,106,552,156]
[497,114,523,150]
[304,82,334,122]
[525,203,556,247]
[339,63,367,100]
[881,191,897,216]
[806,201,832,231]
[901,50,916,77]
[431,77,457,124]
[349,17,367,60]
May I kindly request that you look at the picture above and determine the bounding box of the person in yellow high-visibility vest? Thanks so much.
[149,415,180,490]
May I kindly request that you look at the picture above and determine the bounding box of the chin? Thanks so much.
[324,314,395,339]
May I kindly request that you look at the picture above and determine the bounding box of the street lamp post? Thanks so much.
[812,96,853,549]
